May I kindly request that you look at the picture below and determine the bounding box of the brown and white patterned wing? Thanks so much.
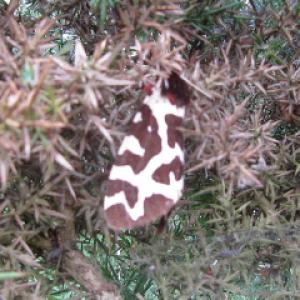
[104,74,189,230]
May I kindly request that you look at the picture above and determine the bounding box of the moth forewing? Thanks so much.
[104,73,189,230]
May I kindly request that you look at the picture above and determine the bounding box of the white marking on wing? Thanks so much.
[118,135,145,156]
[104,162,183,220]
[144,88,185,119]
[104,85,185,221]
[133,111,142,123]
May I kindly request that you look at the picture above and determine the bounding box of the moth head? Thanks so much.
[162,72,189,107]
[142,72,189,106]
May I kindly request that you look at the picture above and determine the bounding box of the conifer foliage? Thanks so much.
[0,0,299,298]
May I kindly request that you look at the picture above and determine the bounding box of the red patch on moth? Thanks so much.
[106,179,138,208]
[105,194,174,230]
[114,105,161,173]
[152,156,182,184]
[165,114,184,149]
[162,73,189,107]
[143,83,153,95]
[166,92,176,104]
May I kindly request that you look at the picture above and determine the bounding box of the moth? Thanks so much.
[104,73,189,230]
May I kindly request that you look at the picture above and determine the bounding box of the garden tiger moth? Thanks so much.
[104,73,189,230]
